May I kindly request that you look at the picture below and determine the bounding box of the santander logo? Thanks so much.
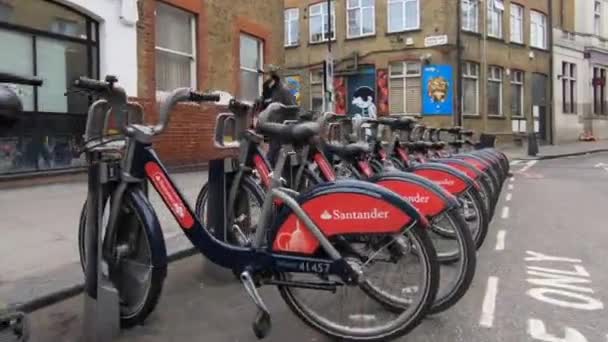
[434,178,455,186]
[320,208,390,221]
[403,193,430,204]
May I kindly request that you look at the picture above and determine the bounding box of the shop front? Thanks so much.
[0,0,138,176]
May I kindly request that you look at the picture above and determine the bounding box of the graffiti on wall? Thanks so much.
[347,66,376,119]
[422,65,453,116]
[284,76,301,105]
[334,77,347,115]
[377,69,389,116]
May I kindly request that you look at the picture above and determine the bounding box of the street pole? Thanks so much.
[324,0,334,113]
[482,0,488,133]
[456,0,463,126]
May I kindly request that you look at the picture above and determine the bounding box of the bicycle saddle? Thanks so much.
[378,116,417,130]
[324,142,370,159]
[460,129,474,137]
[448,140,465,148]
[257,103,319,144]
[447,126,463,134]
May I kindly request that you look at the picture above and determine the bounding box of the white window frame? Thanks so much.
[154,2,197,92]
[562,62,577,114]
[347,0,376,39]
[462,62,479,115]
[387,0,420,33]
[530,10,547,49]
[488,66,503,116]
[389,61,422,115]
[487,0,504,39]
[284,8,299,47]
[239,34,264,101]
[310,69,325,111]
[461,0,479,33]
[510,70,524,117]
[595,1,602,36]
[510,3,523,44]
[309,2,336,43]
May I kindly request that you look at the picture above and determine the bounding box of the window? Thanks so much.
[595,1,602,36]
[488,66,503,115]
[309,2,335,43]
[530,11,547,49]
[487,0,504,38]
[310,70,325,112]
[388,0,419,33]
[284,8,299,46]
[562,62,577,114]
[155,2,196,92]
[347,0,375,38]
[593,66,606,115]
[510,70,524,117]
[510,3,523,44]
[0,0,99,174]
[461,0,479,32]
[389,62,421,114]
[462,62,479,115]
[239,34,264,102]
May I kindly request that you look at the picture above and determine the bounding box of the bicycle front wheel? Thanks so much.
[78,188,166,328]
[278,224,439,341]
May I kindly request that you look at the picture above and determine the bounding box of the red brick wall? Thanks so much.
[137,0,283,167]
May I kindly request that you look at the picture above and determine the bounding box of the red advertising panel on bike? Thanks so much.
[412,169,468,195]
[442,162,479,180]
[376,180,448,217]
[145,162,195,229]
[273,193,412,254]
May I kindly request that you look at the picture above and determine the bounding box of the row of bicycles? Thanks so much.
[1,73,508,341]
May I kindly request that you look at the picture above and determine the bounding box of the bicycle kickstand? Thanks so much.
[240,270,272,339]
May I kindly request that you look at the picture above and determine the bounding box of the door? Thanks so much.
[532,73,550,143]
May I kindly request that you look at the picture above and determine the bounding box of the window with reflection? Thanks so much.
[0,0,99,174]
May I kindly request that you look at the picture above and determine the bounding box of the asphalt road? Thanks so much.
[26,154,608,342]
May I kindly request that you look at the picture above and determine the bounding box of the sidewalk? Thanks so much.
[500,140,608,160]
[0,171,208,310]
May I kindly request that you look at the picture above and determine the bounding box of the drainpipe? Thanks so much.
[548,0,555,144]
[482,0,488,133]
[456,0,463,126]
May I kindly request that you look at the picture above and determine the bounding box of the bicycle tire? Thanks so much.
[461,188,489,249]
[78,188,166,328]
[277,224,439,341]
[195,174,265,247]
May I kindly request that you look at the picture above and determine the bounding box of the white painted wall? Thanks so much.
[55,0,139,96]
[553,41,586,143]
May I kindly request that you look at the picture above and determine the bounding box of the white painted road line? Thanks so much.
[501,206,510,219]
[510,160,523,166]
[480,276,499,328]
[495,230,506,251]
[508,183,514,190]
[505,193,512,202]
[509,177,515,182]
[520,160,538,173]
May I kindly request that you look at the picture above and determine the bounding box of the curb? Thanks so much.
[12,245,197,314]
[509,148,608,161]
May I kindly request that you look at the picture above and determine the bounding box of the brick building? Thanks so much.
[283,0,552,144]
[138,0,284,167]
[552,0,608,142]
[0,0,284,177]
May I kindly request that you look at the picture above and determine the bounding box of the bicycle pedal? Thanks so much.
[240,271,272,339]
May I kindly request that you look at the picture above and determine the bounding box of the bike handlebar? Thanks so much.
[73,77,113,92]
[157,87,219,135]
[0,72,43,86]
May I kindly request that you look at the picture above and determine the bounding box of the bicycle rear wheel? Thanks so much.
[278,225,439,341]
[78,188,166,328]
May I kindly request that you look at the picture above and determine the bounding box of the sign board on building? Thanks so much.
[422,65,454,116]
[424,35,448,47]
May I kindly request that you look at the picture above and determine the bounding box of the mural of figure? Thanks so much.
[351,86,377,119]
